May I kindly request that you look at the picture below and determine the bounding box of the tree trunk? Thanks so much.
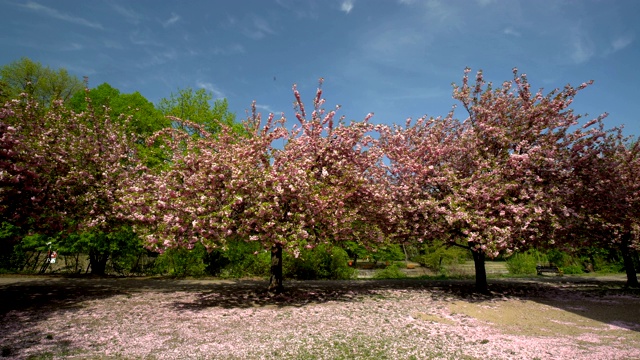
[30,251,42,272]
[268,243,284,293]
[471,247,489,293]
[38,251,50,274]
[89,251,109,276]
[621,233,639,288]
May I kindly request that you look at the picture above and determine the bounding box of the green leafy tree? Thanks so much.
[69,83,172,169]
[69,82,169,137]
[0,57,83,105]
[58,226,144,275]
[157,87,241,134]
[0,80,9,104]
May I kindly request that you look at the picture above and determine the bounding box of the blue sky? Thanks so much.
[1,0,639,136]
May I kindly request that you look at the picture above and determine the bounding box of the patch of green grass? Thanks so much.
[373,264,407,279]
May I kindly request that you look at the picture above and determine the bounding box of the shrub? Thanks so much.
[594,259,625,274]
[153,243,207,277]
[561,264,584,274]
[547,249,571,267]
[373,263,407,279]
[412,243,469,274]
[212,240,271,278]
[218,250,271,279]
[0,222,24,271]
[369,244,406,263]
[286,245,355,280]
[506,250,546,275]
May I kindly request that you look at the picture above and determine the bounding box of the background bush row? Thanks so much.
[1,223,635,279]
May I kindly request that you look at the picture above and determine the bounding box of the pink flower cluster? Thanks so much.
[2,70,638,286]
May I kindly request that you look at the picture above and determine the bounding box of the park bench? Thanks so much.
[536,264,563,276]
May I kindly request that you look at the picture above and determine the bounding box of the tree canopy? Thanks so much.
[1,58,637,289]
[69,82,170,138]
[0,57,83,105]
[157,87,242,135]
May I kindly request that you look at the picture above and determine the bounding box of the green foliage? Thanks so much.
[369,244,405,263]
[9,233,57,273]
[0,79,9,105]
[506,250,546,275]
[68,83,169,137]
[68,82,171,168]
[546,249,572,267]
[0,222,23,270]
[153,243,207,277]
[54,227,145,275]
[341,241,370,261]
[595,261,625,274]
[543,249,585,274]
[412,242,469,273]
[577,247,625,273]
[202,241,354,280]
[0,57,83,105]
[506,249,588,275]
[560,264,584,274]
[285,245,355,280]
[373,263,407,279]
[157,87,242,135]
[213,241,271,278]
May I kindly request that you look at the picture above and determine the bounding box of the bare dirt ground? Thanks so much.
[1,274,639,359]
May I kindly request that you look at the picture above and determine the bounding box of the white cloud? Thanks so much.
[253,17,274,36]
[240,15,276,39]
[163,12,181,28]
[212,44,246,56]
[341,0,355,14]
[110,3,143,24]
[612,35,633,52]
[24,1,103,29]
[503,27,521,37]
[422,0,461,29]
[276,0,320,19]
[476,0,496,6]
[255,104,277,114]
[103,40,123,49]
[61,42,83,51]
[129,29,163,47]
[196,81,225,99]
[569,27,595,64]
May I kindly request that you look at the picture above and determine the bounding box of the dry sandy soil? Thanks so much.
[0,274,638,359]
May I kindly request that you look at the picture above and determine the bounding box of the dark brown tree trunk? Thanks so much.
[38,251,50,274]
[89,251,109,275]
[268,243,284,293]
[30,251,42,272]
[471,247,489,293]
[621,233,639,288]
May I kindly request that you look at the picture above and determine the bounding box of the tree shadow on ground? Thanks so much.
[168,276,640,333]
[0,274,638,359]
[492,276,640,332]
[0,276,130,358]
